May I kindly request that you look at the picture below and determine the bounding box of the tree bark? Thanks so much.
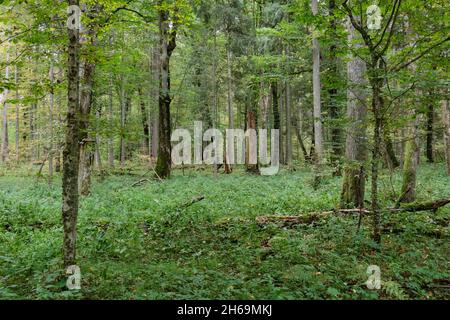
[48,62,54,184]
[14,51,19,162]
[108,76,115,168]
[62,0,81,267]
[426,96,434,163]
[328,0,343,174]
[441,98,450,175]
[155,5,177,179]
[1,49,9,163]
[312,0,324,165]
[398,112,420,203]
[138,86,150,156]
[341,20,368,209]
[78,52,96,196]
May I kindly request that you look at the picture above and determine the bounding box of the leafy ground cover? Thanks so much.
[0,164,448,299]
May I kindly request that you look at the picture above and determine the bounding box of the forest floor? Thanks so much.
[0,163,449,300]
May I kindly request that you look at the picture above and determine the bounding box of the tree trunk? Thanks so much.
[48,62,54,184]
[62,0,81,267]
[271,81,281,157]
[78,53,96,196]
[341,20,368,209]
[285,79,293,169]
[328,0,343,174]
[442,99,450,175]
[14,51,19,162]
[155,6,177,179]
[246,110,259,174]
[119,78,126,168]
[138,86,150,156]
[108,76,115,168]
[399,112,420,203]
[426,96,434,163]
[312,0,324,166]
[370,71,383,244]
[383,132,400,169]
[1,49,9,163]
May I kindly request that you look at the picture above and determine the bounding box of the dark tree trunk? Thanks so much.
[328,0,343,174]
[155,6,177,179]
[426,98,434,163]
[138,87,150,156]
[62,0,81,267]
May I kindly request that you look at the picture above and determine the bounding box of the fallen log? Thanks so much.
[394,198,450,212]
[256,198,450,226]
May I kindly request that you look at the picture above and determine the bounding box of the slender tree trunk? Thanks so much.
[285,79,293,169]
[227,48,234,130]
[312,0,324,167]
[151,44,159,160]
[62,0,81,267]
[442,98,450,175]
[341,21,368,209]
[370,71,383,244]
[399,111,420,203]
[78,55,96,196]
[271,81,281,147]
[328,0,343,174]
[426,95,434,163]
[108,76,114,168]
[14,51,19,162]
[138,86,150,156]
[119,77,126,168]
[48,62,54,184]
[293,109,310,163]
[155,6,177,179]
[1,49,10,163]
[383,132,400,169]
[246,109,259,174]
[94,108,102,170]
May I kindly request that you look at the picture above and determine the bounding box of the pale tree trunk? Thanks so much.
[119,77,126,168]
[155,5,177,178]
[48,62,54,184]
[78,48,96,196]
[246,109,259,174]
[312,0,324,166]
[15,50,20,162]
[151,44,159,160]
[399,111,420,203]
[425,91,434,163]
[442,98,450,175]
[293,107,310,163]
[225,47,234,171]
[94,108,102,170]
[285,48,293,169]
[1,49,10,163]
[227,48,234,130]
[108,76,115,168]
[55,67,63,173]
[62,0,81,267]
[341,20,368,209]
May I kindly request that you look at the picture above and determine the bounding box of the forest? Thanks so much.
[0,0,449,300]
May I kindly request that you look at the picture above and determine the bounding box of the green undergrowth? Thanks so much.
[0,164,448,299]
